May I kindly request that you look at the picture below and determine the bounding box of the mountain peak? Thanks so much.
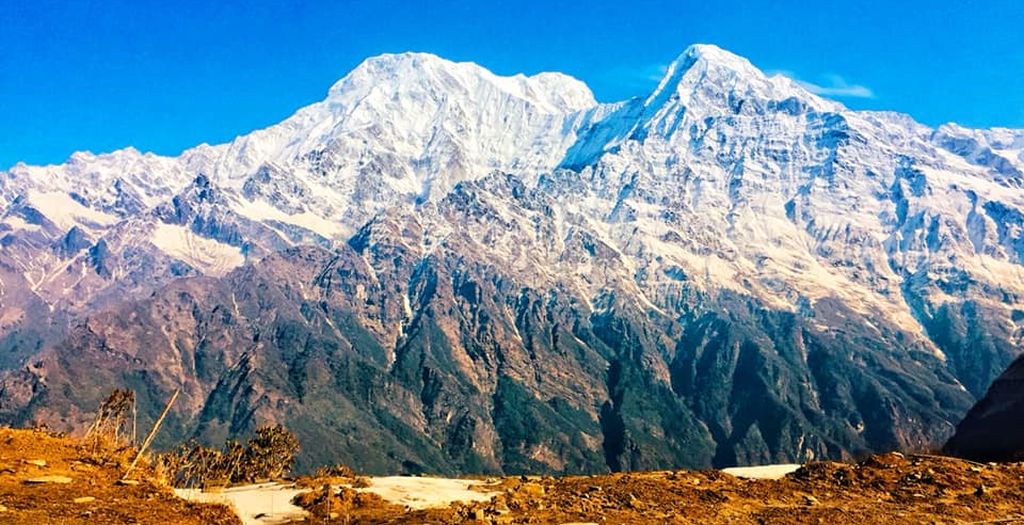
[338,51,451,79]
[676,43,759,73]
[326,51,596,113]
[560,44,844,169]
[640,43,839,118]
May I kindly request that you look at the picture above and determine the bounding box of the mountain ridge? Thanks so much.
[1,44,1023,474]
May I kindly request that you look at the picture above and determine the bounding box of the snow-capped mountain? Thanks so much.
[1,45,1023,473]
[0,52,602,310]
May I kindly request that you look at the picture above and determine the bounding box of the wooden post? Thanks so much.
[131,396,137,446]
[84,400,106,439]
[123,389,180,479]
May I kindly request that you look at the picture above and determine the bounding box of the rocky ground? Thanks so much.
[3,426,1024,524]
[287,453,1024,524]
[0,427,239,524]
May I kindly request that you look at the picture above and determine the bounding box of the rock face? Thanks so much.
[1,45,1023,474]
[945,355,1024,461]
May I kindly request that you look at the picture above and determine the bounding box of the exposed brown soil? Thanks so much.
[0,427,239,524]
[291,453,1024,524]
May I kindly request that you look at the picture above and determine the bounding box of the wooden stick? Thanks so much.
[131,396,137,446]
[123,389,179,479]
[84,401,106,439]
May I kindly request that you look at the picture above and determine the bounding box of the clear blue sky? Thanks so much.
[2,0,1023,169]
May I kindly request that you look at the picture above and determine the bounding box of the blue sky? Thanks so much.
[2,0,1022,169]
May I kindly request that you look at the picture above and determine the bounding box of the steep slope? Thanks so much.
[1,45,1023,473]
[944,354,1024,461]
[560,45,1024,398]
[0,172,975,474]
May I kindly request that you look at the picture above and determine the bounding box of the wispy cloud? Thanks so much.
[641,63,670,82]
[605,63,669,88]
[799,75,874,98]
[769,70,875,99]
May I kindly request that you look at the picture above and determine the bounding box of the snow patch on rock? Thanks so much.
[150,222,244,276]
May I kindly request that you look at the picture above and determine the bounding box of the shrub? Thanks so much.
[242,425,300,481]
[158,425,301,488]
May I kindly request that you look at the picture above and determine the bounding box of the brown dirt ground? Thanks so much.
[0,427,239,524]
[290,453,1024,525]
[4,425,1023,525]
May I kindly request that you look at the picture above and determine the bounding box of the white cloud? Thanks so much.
[643,63,670,82]
[769,70,875,99]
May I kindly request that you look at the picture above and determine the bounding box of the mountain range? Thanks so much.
[1,44,1023,474]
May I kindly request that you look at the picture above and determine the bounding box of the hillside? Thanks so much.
[945,354,1024,461]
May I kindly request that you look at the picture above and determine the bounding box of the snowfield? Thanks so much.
[175,483,307,525]
[722,464,802,480]
[175,476,501,525]
[150,223,245,277]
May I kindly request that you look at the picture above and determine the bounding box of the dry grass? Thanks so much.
[0,426,240,524]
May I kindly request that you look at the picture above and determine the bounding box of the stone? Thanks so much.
[24,475,72,484]
[627,494,646,510]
